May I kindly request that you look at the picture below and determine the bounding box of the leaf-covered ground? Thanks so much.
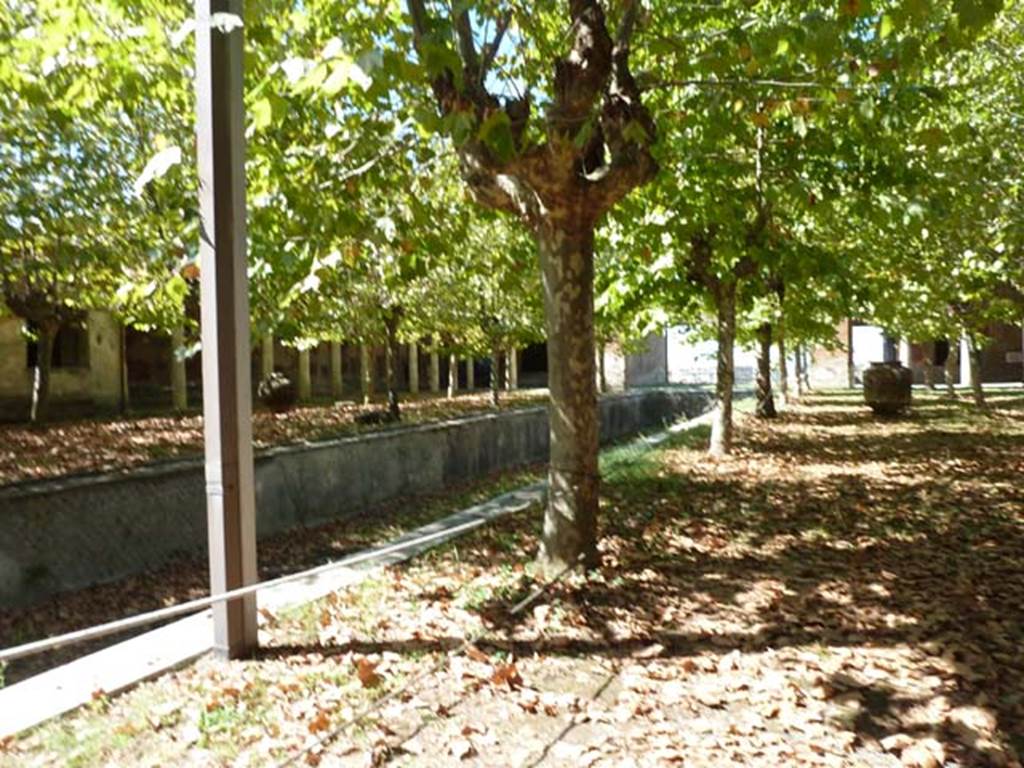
[4,390,1023,767]
[0,390,546,486]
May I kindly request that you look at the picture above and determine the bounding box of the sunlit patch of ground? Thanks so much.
[0,390,548,485]
[4,390,1023,767]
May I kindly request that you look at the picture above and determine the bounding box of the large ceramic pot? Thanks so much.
[863,361,913,415]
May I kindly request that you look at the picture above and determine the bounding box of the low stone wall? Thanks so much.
[0,388,711,607]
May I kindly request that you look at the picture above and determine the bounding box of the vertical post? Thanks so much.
[465,357,474,390]
[195,0,258,659]
[330,341,343,399]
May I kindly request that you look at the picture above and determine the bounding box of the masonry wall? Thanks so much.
[0,388,712,607]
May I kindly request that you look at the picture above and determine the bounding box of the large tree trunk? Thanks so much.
[490,345,502,408]
[360,343,373,405]
[30,320,58,423]
[777,333,789,404]
[944,337,959,398]
[171,324,188,412]
[709,281,736,457]
[967,335,986,408]
[465,357,475,390]
[537,224,600,571]
[755,322,776,419]
[297,348,312,401]
[408,342,419,395]
[330,341,343,399]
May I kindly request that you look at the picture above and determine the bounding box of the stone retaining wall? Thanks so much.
[0,388,711,607]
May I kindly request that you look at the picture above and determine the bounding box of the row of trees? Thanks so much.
[1,0,1020,567]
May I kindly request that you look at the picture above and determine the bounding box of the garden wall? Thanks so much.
[0,388,711,607]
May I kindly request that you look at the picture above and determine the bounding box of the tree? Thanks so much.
[403,0,658,569]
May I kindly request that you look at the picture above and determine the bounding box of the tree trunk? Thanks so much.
[777,334,789,404]
[171,324,188,412]
[537,224,600,571]
[297,348,312,401]
[967,335,986,408]
[596,342,608,394]
[465,357,475,390]
[260,334,274,379]
[944,337,959,398]
[30,320,58,423]
[709,281,736,457]
[408,342,419,394]
[490,345,501,408]
[922,354,936,390]
[794,344,805,398]
[447,353,458,399]
[360,343,373,405]
[755,322,776,419]
[506,346,518,390]
[330,341,343,399]
[429,349,440,393]
[120,323,130,414]
[385,320,401,420]
[799,345,812,391]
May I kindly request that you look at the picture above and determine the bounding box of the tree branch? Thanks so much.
[480,10,511,83]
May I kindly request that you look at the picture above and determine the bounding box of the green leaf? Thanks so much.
[478,110,515,163]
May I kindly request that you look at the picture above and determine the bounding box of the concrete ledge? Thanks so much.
[0,388,711,607]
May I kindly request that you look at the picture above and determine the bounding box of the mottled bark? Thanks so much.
[755,322,776,419]
[799,345,812,391]
[538,224,600,571]
[297,348,311,401]
[30,320,58,423]
[709,282,736,457]
[171,324,188,412]
[967,336,986,408]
